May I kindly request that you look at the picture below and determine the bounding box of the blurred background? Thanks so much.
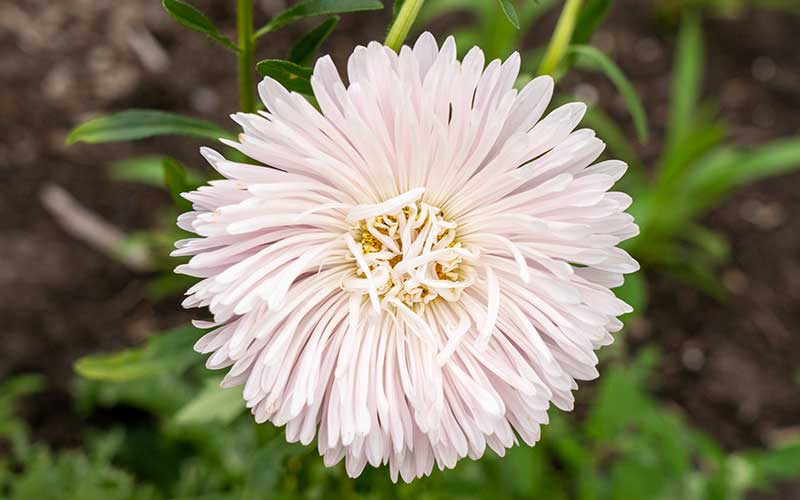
[1,0,799,498]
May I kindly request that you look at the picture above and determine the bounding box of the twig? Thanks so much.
[40,183,154,272]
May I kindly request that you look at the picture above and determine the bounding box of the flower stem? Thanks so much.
[537,0,582,77]
[385,0,426,52]
[237,0,256,113]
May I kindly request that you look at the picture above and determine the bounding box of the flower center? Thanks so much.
[343,201,478,311]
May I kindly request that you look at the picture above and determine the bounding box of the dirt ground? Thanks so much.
[1,0,798,496]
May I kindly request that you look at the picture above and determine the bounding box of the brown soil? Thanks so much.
[0,0,798,496]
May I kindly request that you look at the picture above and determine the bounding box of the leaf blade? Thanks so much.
[664,13,703,158]
[571,0,614,45]
[256,60,314,95]
[67,110,234,145]
[571,44,649,141]
[289,16,339,66]
[162,0,237,51]
[74,326,204,382]
[497,0,521,29]
[256,0,383,38]
[174,379,246,425]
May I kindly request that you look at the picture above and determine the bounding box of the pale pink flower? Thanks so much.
[174,32,639,482]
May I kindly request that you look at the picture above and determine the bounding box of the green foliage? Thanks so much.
[497,0,521,29]
[421,0,557,60]
[622,14,800,293]
[74,325,204,382]
[161,0,238,51]
[255,0,384,38]
[162,157,200,212]
[256,60,314,95]
[571,0,615,45]
[570,44,649,141]
[6,351,800,499]
[173,379,246,426]
[66,110,234,145]
[289,16,340,66]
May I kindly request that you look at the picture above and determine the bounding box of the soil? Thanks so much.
[1,0,798,497]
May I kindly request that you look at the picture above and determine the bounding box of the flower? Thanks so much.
[174,32,639,482]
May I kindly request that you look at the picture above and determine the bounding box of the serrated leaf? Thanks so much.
[67,110,234,145]
[256,59,314,95]
[497,0,520,29]
[255,0,383,38]
[571,0,614,45]
[289,16,339,66]
[571,44,649,142]
[174,379,245,425]
[74,325,204,382]
[162,0,237,51]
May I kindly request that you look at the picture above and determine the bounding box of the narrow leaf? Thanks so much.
[163,157,198,212]
[665,13,702,157]
[174,379,245,425]
[497,0,521,29]
[571,0,614,45]
[110,156,206,188]
[256,60,314,95]
[162,0,238,51]
[256,0,383,38]
[67,110,234,145]
[571,44,649,141]
[682,138,800,217]
[109,156,167,187]
[74,326,204,382]
[289,16,339,66]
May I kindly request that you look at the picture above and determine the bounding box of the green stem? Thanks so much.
[385,0,426,52]
[538,0,582,77]
[237,0,256,113]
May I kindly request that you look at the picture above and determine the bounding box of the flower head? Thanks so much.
[175,33,639,482]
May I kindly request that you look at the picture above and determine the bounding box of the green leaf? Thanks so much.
[659,111,727,186]
[255,0,383,38]
[571,44,649,141]
[580,104,642,174]
[615,271,647,320]
[681,138,800,218]
[256,60,314,95]
[289,16,339,66]
[74,325,204,382]
[497,0,521,29]
[163,157,199,212]
[730,138,800,186]
[585,348,658,440]
[109,156,206,188]
[67,110,234,145]
[684,224,730,263]
[162,0,238,51]
[571,0,614,45]
[109,156,167,187]
[732,444,800,492]
[174,379,245,425]
[665,13,703,158]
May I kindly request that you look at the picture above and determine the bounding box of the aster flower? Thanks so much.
[174,32,639,482]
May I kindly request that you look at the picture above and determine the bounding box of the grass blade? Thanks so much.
[67,110,234,145]
[571,44,649,141]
